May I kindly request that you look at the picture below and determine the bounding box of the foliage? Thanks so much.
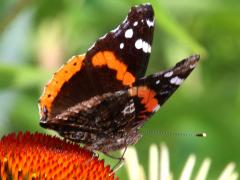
[0,0,240,179]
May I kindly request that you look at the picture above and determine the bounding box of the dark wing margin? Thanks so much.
[129,55,200,122]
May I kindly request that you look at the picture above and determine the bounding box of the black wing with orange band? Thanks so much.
[41,55,200,139]
[127,55,200,127]
[39,4,154,120]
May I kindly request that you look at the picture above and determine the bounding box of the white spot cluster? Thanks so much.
[125,28,133,38]
[170,76,183,85]
[164,71,173,78]
[122,102,135,115]
[146,19,154,28]
[120,43,124,49]
[135,39,151,53]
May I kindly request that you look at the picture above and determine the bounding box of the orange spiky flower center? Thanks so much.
[0,132,117,180]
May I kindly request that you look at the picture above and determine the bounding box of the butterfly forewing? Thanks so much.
[87,4,154,79]
[41,4,155,119]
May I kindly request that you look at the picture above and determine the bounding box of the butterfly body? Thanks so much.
[39,3,199,153]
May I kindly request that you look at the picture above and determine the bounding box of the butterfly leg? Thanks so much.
[106,146,127,175]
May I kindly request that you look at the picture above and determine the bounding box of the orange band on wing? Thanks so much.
[39,55,85,115]
[129,86,158,113]
[92,51,135,86]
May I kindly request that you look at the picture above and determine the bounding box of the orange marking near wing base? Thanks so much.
[39,55,85,117]
[123,72,135,86]
[129,86,158,113]
[92,51,135,86]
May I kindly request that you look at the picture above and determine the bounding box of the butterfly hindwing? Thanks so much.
[41,90,137,151]
[128,55,200,123]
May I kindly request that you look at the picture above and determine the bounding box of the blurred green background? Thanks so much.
[0,0,240,179]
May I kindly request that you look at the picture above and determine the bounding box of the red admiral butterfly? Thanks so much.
[39,3,199,153]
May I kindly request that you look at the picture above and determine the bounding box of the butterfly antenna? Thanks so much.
[166,131,207,137]
[142,130,207,137]
[170,132,207,137]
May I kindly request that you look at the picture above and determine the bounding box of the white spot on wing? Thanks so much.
[135,39,151,53]
[156,80,160,84]
[120,43,124,49]
[125,28,133,38]
[146,19,154,28]
[122,102,135,115]
[142,41,149,53]
[148,45,151,53]
[164,71,173,78]
[135,39,143,49]
[133,21,138,26]
[170,76,183,85]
